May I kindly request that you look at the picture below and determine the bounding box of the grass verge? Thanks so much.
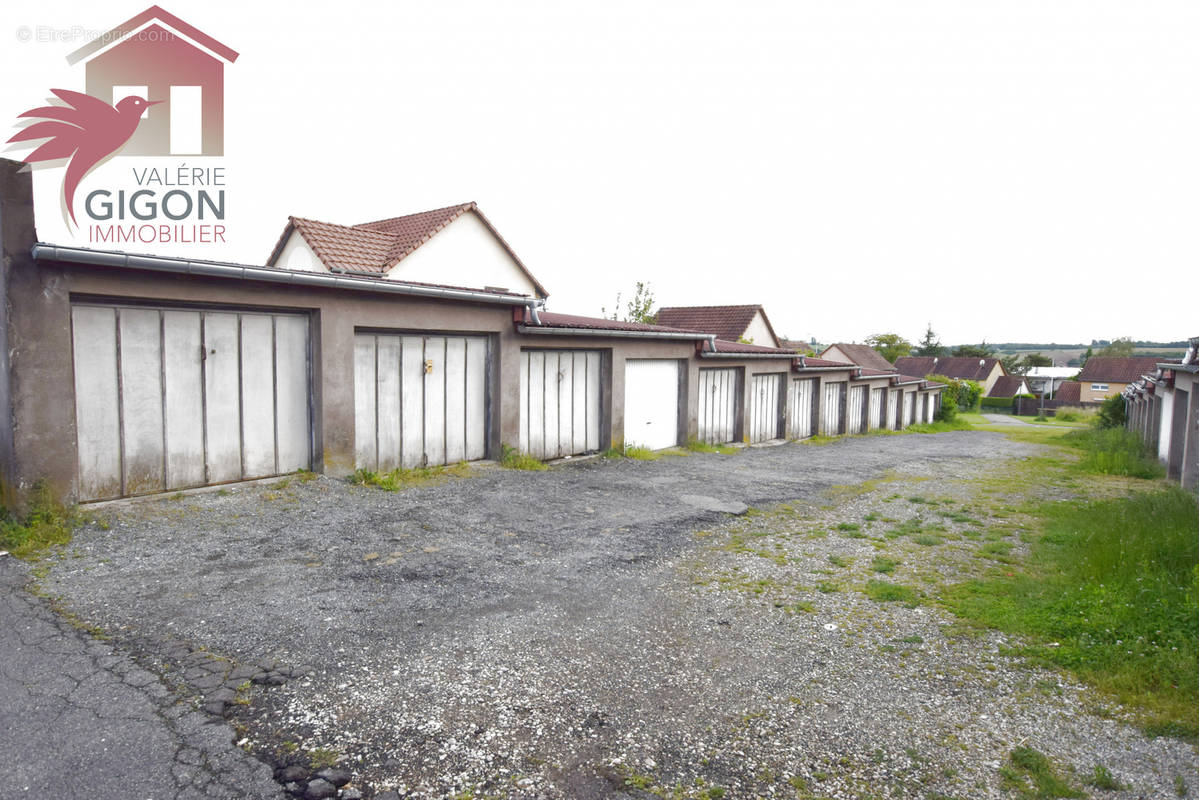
[1061,427,1164,479]
[0,483,84,559]
[684,438,740,455]
[349,462,472,491]
[500,445,548,471]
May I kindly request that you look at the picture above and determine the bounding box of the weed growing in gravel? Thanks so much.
[500,445,548,471]
[349,462,472,491]
[685,438,740,455]
[945,487,1199,742]
[835,522,860,532]
[871,556,899,574]
[1175,774,1189,796]
[912,533,943,546]
[998,746,1082,799]
[0,482,85,559]
[1086,764,1123,790]
[308,747,340,770]
[827,554,852,568]
[623,445,661,460]
[863,580,919,605]
[816,580,840,593]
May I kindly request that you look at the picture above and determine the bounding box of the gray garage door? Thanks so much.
[519,349,602,459]
[868,388,884,430]
[747,373,785,443]
[697,367,739,444]
[847,385,866,434]
[788,378,817,439]
[821,381,845,436]
[354,333,489,471]
[71,304,311,501]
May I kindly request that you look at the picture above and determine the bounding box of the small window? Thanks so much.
[1091,383,1109,392]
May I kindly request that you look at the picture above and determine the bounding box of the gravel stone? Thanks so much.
[314,767,352,787]
[302,778,337,799]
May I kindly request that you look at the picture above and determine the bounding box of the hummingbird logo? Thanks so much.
[7,89,160,226]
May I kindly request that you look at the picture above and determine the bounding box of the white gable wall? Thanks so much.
[277,231,328,273]
[742,310,778,347]
[385,212,539,296]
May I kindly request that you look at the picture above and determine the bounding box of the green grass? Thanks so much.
[906,418,974,434]
[685,438,740,455]
[1062,427,1164,478]
[999,746,1083,799]
[871,556,899,574]
[912,533,943,546]
[1086,764,1123,791]
[500,445,548,471]
[349,462,472,491]
[0,483,84,559]
[944,488,1199,740]
[623,444,662,460]
[863,579,919,605]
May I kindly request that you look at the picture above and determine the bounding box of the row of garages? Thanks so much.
[0,163,943,504]
[1123,339,1199,489]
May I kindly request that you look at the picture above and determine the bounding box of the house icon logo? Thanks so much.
[67,5,239,157]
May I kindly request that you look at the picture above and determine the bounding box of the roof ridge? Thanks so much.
[354,202,476,231]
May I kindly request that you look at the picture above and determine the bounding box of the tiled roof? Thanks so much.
[655,305,775,344]
[854,367,898,378]
[1054,381,1082,404]
[821,343,894,372]
[893,356,1002,382]
[1076,357,1171,384]
[530,311,709,337]
[893,374,927,385]
[988,375,1028,398]
[795,357,856,370]
[707,339,795,355]
[266,202,549,297]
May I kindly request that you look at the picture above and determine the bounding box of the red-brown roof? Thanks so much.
[893,356,1003,382]
[529,311,709,337]
[820,343,894,372]
[1076,357,1171,384]
[795,357,856,370]
[854,367,898,378]
[707,339,795,355]
[988,375,1029,398]
[266,203,549,298]
[1054,381,1082,404]
[655,305,778,345]
[67,5,239,64]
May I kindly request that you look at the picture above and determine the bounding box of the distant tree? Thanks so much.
[603,281,657,324]
[1001,355,1023,375]
[913,324,944,357]
[864,333,912,364]
[1097,337,1134,358]
[1023,352,1053,368]
[1079,346,1094,369]
[952,342,996,358]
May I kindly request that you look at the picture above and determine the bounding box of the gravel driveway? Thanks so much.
[39,432,1199,799]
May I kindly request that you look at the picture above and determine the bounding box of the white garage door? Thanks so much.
[868,388,884,430]
[925,393,937,422]
[903,393,915,426]
[519,349,602,459]
[71,304,311,501]
[847,385,866,434]
[788,378,817,439]
[821,381,845,436]
[698,367,739,444]
[624,359,680,450]
[354,333,488,471]
[887,389,900,430]
[748,373,785,443]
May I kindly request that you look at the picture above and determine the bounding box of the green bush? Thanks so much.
[0,482,81,559]
[981,396,1014,409]
[1064,427,1163,478]
[928,374,982,415]
[1096,393,1127,429]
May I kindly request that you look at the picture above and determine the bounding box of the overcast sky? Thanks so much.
[3,1,1196,345]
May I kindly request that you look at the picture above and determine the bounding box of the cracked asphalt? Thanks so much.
[0,560,283,799]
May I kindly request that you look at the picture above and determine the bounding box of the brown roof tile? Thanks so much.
[893,356,1003,382]
[1076,357,1171,384]
[655,305,776,344]
[820,343,894,371]
[531,311,709,336]
[1054,381,1082,404]
[988,375,1028,398]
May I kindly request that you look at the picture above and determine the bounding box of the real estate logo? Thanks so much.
[7,5,237,245]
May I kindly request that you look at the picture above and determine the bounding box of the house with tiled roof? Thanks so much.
[892,356,1007,395]
[1075,357,1171,403]
[818,343,894,372]
[655,304,780,348]
[267,202,549,299]
[987,375,1031,398]
[1053,381,1082,405]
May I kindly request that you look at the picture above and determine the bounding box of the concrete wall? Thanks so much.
[1178,372,1199,489]
[0,162,32,506]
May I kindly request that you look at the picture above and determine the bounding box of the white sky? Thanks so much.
[3,0,1196,345]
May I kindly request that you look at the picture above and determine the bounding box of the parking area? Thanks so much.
[35,433,1199,798]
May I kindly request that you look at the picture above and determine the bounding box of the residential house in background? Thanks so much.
[1075,357,1168,403]
[987,375,1031,398]
[892,356,1007,395]
[818,343,894,372]
[656,304,781,347]
[1053,382,1082,405]
[1025,366,1079,397]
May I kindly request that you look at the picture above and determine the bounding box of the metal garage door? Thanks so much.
[788,378,817,439]
[354,333,488,471]
[847,385,866,434]
[698,367,739,444]
[519,349,602,459]
[903,393,914,427]
[71,304,311,501]
[820,381,845,436]
[868,388,884,430]
[748,373,785,443]
[624,359,680,450]
[887,389,900,430]
[925,393,937,422]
